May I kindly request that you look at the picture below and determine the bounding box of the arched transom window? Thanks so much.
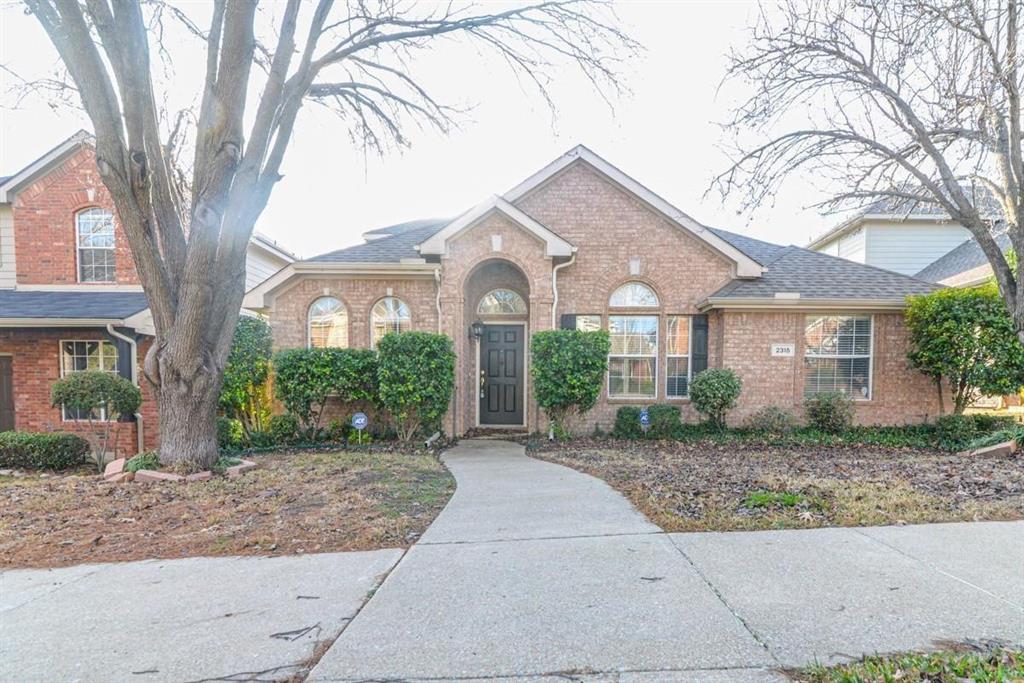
[371,297,412,347]
[477,289,527,315]
[308,296,348,348]
[609,282,659,307]
[76,207,116,282]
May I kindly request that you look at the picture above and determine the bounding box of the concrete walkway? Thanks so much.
[308,439,1023,682]
[2,440,1021,682]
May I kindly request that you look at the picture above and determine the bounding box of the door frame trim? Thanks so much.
[475,321,528,429]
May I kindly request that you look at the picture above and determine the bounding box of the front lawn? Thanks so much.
[0,450,454,569]
[531,439,1023,531]
[790,646,1024,682]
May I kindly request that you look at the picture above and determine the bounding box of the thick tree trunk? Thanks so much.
[157,380,221,468]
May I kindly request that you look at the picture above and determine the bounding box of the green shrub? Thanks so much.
[803,391,855,434]
[377,332,455,441]
[247,430,276,449]
[968,413,1016,433]
[531,330,610,438]
[219,316,274,435]
[267,413,300,445]
[966,424,1024,451]
[217,417,245,451]
[934,414,979,450]
[273,348,380,435]
[0,432,90,470]
[745,406,797,434]
[50,371,143,470]
[690,368,742,429]
[125,450,160,473]
[612,405,682,439]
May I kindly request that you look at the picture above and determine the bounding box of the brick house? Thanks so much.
[246,146,943,434]
[0,131,295,454]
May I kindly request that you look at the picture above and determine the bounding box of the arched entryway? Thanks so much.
[463,259,530,428]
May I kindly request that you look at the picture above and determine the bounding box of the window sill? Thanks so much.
[606,397,658,404]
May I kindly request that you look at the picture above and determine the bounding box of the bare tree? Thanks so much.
[716,0,1024,341]
[20,0,637,467]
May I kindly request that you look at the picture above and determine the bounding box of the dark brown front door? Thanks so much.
[0,357,13,432]
[479,325,524,426]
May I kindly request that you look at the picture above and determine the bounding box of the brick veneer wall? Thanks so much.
[12,145,139,285]
[0,329,158,457]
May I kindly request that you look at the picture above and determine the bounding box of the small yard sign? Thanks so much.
[352,412,368,444]
[771,343,795,357]
[639,407,650,434]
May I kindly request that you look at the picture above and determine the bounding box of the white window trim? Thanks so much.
[665,315,692,399]
[607,314,659,400]
[370,296,413,349]
[307,296,349,349]
[59,339,119,421]
[803,314,874,401]
[75,208,116,284]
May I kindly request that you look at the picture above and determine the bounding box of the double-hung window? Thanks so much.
[665,315,691,397]
[76,208,116,282]
[608,315,658,398]
[60,340,119,420]
[804,315,873,399]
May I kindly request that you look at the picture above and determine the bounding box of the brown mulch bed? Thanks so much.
[532,439,1024,531]
[0,450,454,569]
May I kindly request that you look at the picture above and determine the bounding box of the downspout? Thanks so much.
[434,268,442,333]
[435,268,455,434]
[550,250,577,328]
[106,324,144,455]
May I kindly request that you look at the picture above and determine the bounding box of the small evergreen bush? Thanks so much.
[745,406,797,434]
[50,371,142,470]
[531,330,610,438]
[267,413,301,445]
[612,405,682,439]
[377,332,455,441]
[0,432,90,470]
[217,417,245,451]
[690,369,742,429]
[803,391,855,433]
[125,450,160,473]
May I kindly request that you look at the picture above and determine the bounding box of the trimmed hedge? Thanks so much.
[690,368,742,428]
[0,432,90,470]
[377,332,455,441]
[612,405,682,439]
[531,329,610,437]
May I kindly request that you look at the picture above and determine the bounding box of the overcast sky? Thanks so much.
[0,1,838,260]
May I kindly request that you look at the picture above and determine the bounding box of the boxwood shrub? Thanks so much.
[0,432,90,470]
[377,332,455,441]
[531,329,610,438]
[689,368,742,429]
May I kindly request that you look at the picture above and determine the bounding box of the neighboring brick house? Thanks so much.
[246,146,943,434]
[0,131,295,454]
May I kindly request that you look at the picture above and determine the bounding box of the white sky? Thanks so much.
[0,1,839,260]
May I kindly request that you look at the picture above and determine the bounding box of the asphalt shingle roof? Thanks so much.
[709,245,939,301]
[306,212,937,302]
[915,231,1011,283]
[0,291,149,319]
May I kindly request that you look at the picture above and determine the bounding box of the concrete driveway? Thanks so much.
[3,439,1021,682]
[307,439,1024,682]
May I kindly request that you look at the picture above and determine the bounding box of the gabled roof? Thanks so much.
[309,220,446,263]
[0,130,94,203]
[503,145,765,277]
[417,196,574,257]
[363,218,450,240]
[0,290,149,323]
[702,244,939,309]
[915,231,1011,285]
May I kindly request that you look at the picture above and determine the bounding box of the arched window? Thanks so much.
[76,207,116,282]
[477,289,527,315]
[609,281,659,307]
[308,297,348,348]
[371,297,412,347]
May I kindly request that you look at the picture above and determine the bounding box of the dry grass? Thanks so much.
[0,450,454,569]
[532,440,1023,532]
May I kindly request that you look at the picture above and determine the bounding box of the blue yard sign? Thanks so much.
[352,412,368,444]
[639,407,650,434]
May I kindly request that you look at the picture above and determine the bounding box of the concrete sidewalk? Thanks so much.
[3,440,1021,682]
[308,439,1023,682]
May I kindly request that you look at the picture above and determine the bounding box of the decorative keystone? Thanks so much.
[225,460,257,478]
[103,458,127,479]
[970,440,1017,458]
[134,470,186,483]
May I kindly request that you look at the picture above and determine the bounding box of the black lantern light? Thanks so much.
[469,320,484,340]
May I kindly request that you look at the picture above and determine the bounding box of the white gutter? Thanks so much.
[550,251,577,328]
[0,317,129,327]
[106,324,145,455]
[434,269,442,333]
